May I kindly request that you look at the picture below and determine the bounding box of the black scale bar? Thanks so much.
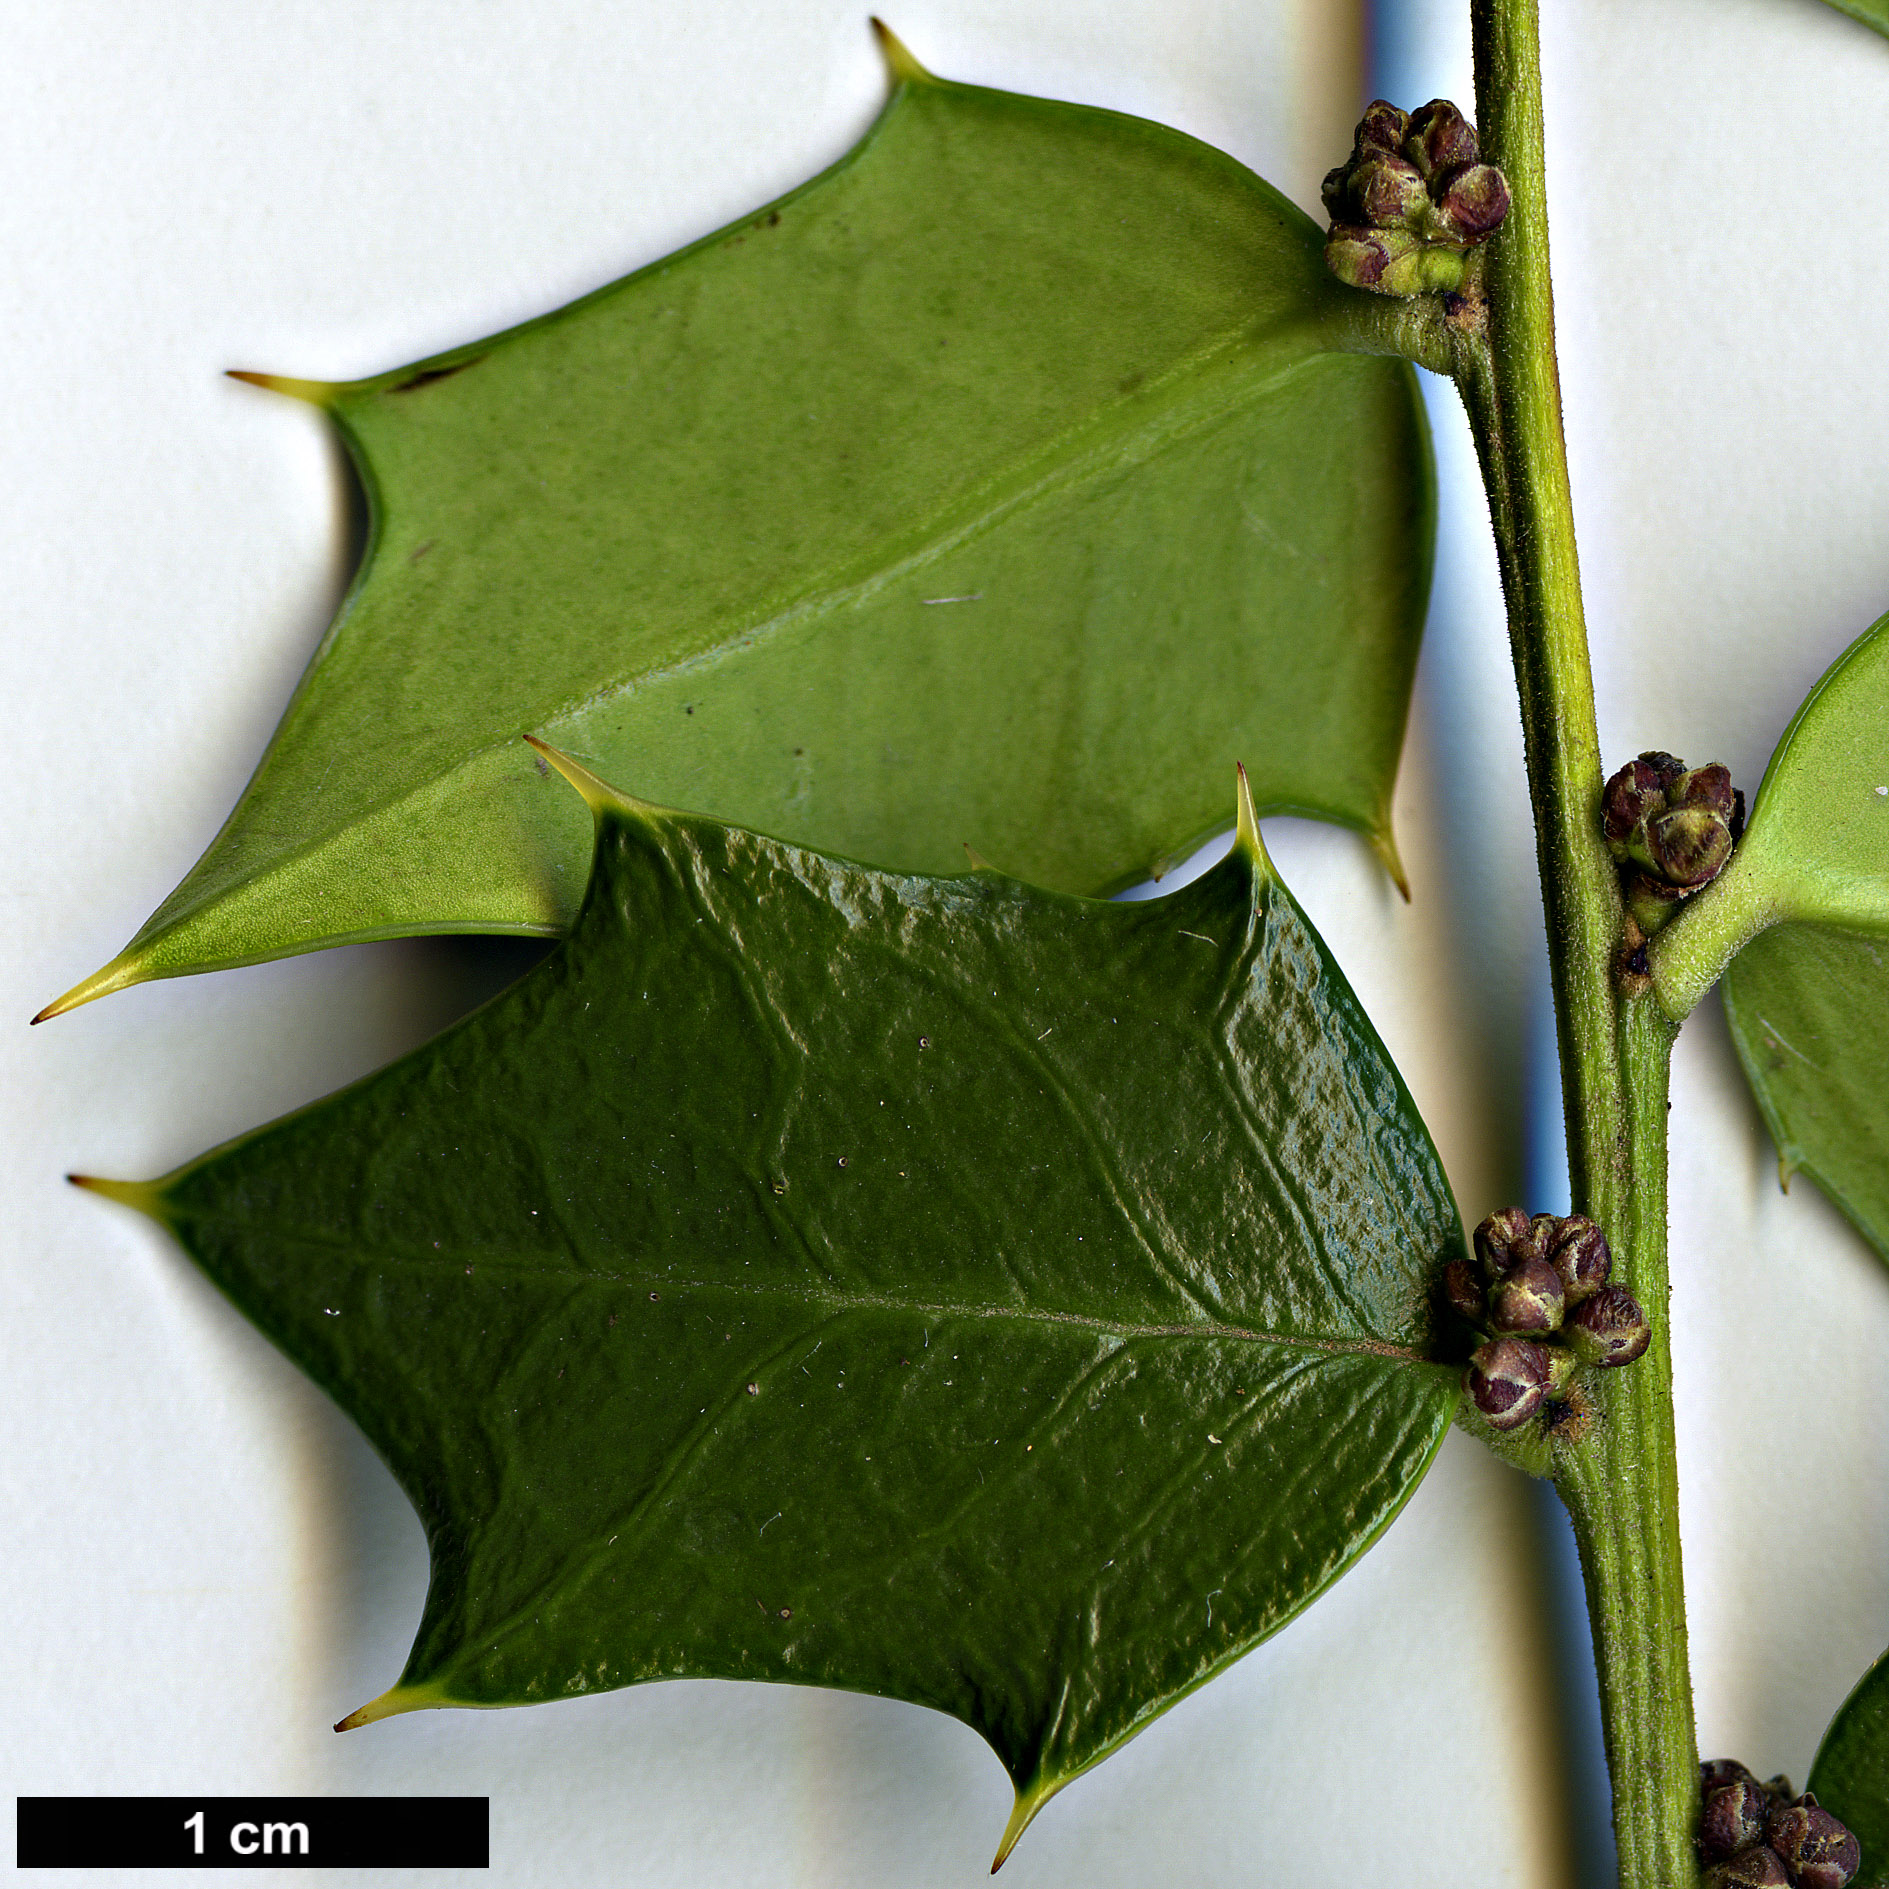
[16,1798,488,1869]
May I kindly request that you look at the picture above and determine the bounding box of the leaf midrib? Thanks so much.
[197,1216,1434,1365]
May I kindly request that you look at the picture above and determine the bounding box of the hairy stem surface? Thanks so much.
[1464,1,1699,1879]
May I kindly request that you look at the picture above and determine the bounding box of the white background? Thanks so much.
[4,1,1888,1883]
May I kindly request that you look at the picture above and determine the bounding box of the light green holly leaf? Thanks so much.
[40,24,1431,1019]
[1650,614,1889,1262]
[78,753,1462,1864]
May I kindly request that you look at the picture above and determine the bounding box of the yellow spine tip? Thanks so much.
[869,18,933,84]
[334,1684,441,1733]
[990,1784,1051,1873]
[68,1174,166,1219]
[524,735,658,822]
[963,843,997,873]
[1370,828,1411,901]
[33,949,149,1024]
[1232,762,1272,873]
[226,370,337,406]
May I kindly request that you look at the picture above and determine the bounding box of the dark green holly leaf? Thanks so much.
[1683,613,1889,1262]
[41,24,1432,1019]
[1809,1644,1889,1886]
[81,753,1460,1863]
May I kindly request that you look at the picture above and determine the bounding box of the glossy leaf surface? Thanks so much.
[1809,1644,1889,1886]
[1715,614,1889,1260]
[48,30,1433,1016]
[92,760,1460,1860]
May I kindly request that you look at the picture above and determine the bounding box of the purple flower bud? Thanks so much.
[1636,805,1734,888]
[1324,224,1420,293]
[1761,1776,1797,1809]
[1474,1206,1533,1281]
[1358,100,1409,158]
[1769,1797,1861,1889]
[1320,164,1350,223]
[1443,1257,1486,1325]
[1350,153,1428,227]
[1565,1285,1651,1367]
[1467,1336,1552,1431]
[1549,1216,1612,1305]
[1405,99,1479,179]
[1702,1759,1762,1799]
[1707,1847,1790,1888]
[1489,1257,1565,1334]
[1603,757,1670,851]
[1701,1782,1773,1864]
[1435,162,1511,241]
[1672,762,1735,819]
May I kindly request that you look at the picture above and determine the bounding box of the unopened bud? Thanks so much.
[1603,756,1670,852]
[1324,224,1421,293]
[1701,1782,1773,1864]
[1769,1797,1861,1889]
[1406,99,1478,178]
[1702,1759,1761,1798]
[1435,163,1511,240]
[1467,1336,1552,1430]
[1489,1256,1565,1334]
[1443,1257,1486,1324]
[1634,805,1734,888]
[1357,99,1409,157]
[1474,1206,1533,1281]
[1762,1777,1797,1809]
[1350,153,1428,227]
[1672,762,1735,819]
[1708,1848,1790,1888]
[1549,1216,1612,1304]
[1565,1285,1651,1367]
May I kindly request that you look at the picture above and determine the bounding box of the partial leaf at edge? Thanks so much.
[89,761,1461,1862]
[1816,0,1889,40]
[1809,1644,1889,1886]
[49,29,1432,1013]
[1722,924,1889,1260]
[1716,613,1889,1262]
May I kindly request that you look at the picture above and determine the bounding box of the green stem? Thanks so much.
[1463,1,1700,1879]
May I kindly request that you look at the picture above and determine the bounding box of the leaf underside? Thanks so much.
[1723,924,1889,1260]
[55,33,1433,1013]
[1810,1645,1889,1887]
[1721,612,1889,1264]
[108,766,1460,1861]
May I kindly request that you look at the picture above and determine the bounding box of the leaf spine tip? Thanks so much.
[1371,826,1411,901]
[68,1173,164,1219]
[1232,762,1272,874]
[963,842,996,873]
[33,949,149,1023]
[991,1783,1055,1872]
[334,1684,439,1732]
[226,369,336,407]
[523,736,656,823]
[869,18,933,85]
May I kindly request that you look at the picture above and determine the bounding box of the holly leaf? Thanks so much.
[42,24,1432,1018]
[80,752,1461,1864]
[1809,1644,1889,1886]
[1676,613,1889,1261]
[1815,0,1889,38]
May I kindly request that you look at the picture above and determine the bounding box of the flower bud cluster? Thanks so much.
[1454,1209,1650,1433]
[1699,1760,1861,1888]
[1322,99,1511,297]
[1602,751,1745,935]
